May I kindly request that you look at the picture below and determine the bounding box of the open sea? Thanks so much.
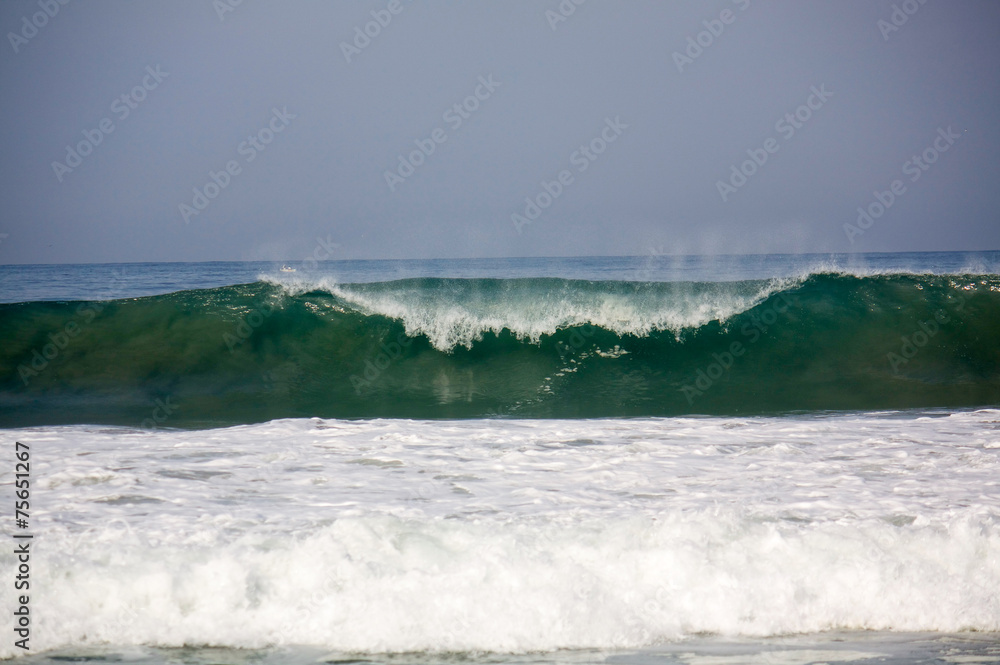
[1,252,999,664]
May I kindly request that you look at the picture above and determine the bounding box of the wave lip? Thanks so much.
[317,276,795,350]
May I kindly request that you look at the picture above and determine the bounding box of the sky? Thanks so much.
[0,0,998,265]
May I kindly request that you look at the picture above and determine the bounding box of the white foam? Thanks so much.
[3,410,999,656]
[262,274,796,350]
[677,651,887,665]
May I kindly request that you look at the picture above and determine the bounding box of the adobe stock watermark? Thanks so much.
[843,126,960,244]
[485,402,519,418]
[213,0,245,22]
[139,396,179,430]
[261,358,307,396]
[384,75,501,192]
[223,302,276,353]
[178,106,296,224]
[17,267,131,385]
[296,234,340,272]
[340,0,413,63]
[680,292,795,404]
[878,0,930,41]
[716,84,832,202]
[672,0,751,74]
[350,333,414,394]
[633,243,670,283]
[224,234,338,353]
[886,295,965,373]
[51,65,169,182]
[556,324,598,363]
[7,0,70,54]
[485,322,606,417]
[66,519,155,642]
[511,116,628,234]
[545,0,587,31]
[610,584,675,646]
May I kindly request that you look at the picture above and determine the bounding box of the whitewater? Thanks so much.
[3,410,999,658]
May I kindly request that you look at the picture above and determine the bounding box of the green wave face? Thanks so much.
[1,273,998,427]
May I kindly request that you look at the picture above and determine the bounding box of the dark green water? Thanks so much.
[2,273,998,427]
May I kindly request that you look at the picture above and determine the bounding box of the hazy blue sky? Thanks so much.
[1,0,997,264]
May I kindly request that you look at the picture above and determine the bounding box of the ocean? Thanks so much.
[1,252,999,664]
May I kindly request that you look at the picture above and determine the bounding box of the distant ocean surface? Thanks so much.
[1,252,999,663]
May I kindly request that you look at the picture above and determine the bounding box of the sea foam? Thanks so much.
[265,274,795,350]
[3,410,999,656]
